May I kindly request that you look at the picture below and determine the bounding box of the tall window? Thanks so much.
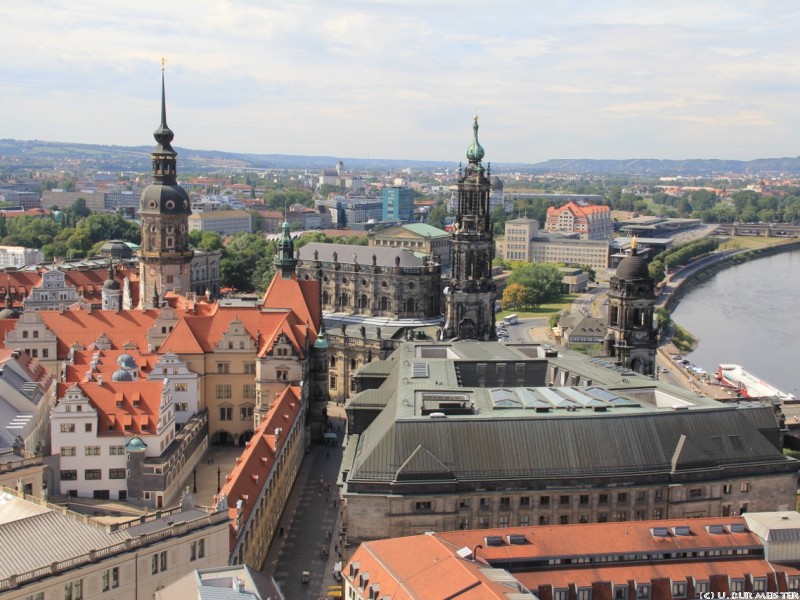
[219,407,233,421]
[216,385,232,399]
[217,362,230,374]
[102,567,120,591]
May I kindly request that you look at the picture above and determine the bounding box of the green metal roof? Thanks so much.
[402,223,449,239]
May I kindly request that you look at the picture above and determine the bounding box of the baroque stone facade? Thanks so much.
[297,243,441,319]
[604,247,658,374]
[443,117,497,340]
[296,242,442,401]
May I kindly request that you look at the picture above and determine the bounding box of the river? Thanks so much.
[669,249,800,396]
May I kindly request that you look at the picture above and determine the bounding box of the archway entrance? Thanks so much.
[211,431,235,445]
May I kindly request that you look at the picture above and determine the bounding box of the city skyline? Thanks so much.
[3,1,800,164]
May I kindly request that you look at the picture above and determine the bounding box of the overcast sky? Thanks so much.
[3,1,800,164]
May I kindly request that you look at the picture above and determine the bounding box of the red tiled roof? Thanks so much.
[347,535,532,599]
[261,274,320,340]
[546,200,610,217]
[64,348,156,382]
[517,558,800,590]
[38,309,164,357]
[437,518,762,560]
[216,385,303,552]
[56,379,165,435]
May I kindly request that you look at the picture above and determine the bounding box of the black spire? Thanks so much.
[151,61,178,185]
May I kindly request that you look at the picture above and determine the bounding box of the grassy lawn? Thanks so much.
[498,294,578,320]
[718,236,795,250]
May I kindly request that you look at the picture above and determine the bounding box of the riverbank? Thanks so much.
[667,244,800,398]
[660,238,800,314]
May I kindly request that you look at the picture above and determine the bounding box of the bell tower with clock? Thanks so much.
[138,65,193,309]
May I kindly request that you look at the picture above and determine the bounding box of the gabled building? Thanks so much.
[545,200,613,240]
[214,385,304,568]
[50,375,179,503]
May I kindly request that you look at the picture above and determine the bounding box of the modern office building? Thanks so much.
[381,185,415,222]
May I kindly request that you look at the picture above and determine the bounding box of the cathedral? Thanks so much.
[443,116,497,340]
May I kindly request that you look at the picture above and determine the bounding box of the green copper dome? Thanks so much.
[465,115,485,163]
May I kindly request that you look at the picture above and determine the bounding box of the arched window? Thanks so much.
[406,297,415,313]
[360,294,369,309]
[380,296,388,311]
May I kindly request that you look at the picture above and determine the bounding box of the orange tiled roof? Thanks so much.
[516,558,800,590]
[0,264,138,306]
[347,535,530,599]
[64,348,157,382]
[261,274,320,340]
[546,200,610,217]
[436,518,761,560]
[216,385,302,552]
[56,379,165,435]
[37,309,164,357]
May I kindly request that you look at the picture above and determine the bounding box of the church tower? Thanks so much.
[274,219,298,279]
[605,244,658,374]
[443,116,497,340]
[138,66,193,308]
[102,259,122,311]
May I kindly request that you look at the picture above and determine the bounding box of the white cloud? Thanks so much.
[1,0,799,162]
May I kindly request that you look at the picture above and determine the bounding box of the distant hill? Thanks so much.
[524,157,800,176]
[1,139,799,176]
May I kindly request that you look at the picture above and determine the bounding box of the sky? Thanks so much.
[2,0,800,164]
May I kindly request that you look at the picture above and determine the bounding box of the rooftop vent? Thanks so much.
[485,535,505,547]
[507,534,527,545]
[728,523,746,533]
[706,524,725,534]
[672,526,691,536]
[651,527,669,537]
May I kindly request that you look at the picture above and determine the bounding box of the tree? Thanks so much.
[70,197,91,219]
[426,203,448,230]
[220,233,277,293]
[501,283,527,310]
[508,262,563,308]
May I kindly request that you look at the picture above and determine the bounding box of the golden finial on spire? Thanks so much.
[631,235,638,252]
[474,107,479,122]
[161,57,167,72]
